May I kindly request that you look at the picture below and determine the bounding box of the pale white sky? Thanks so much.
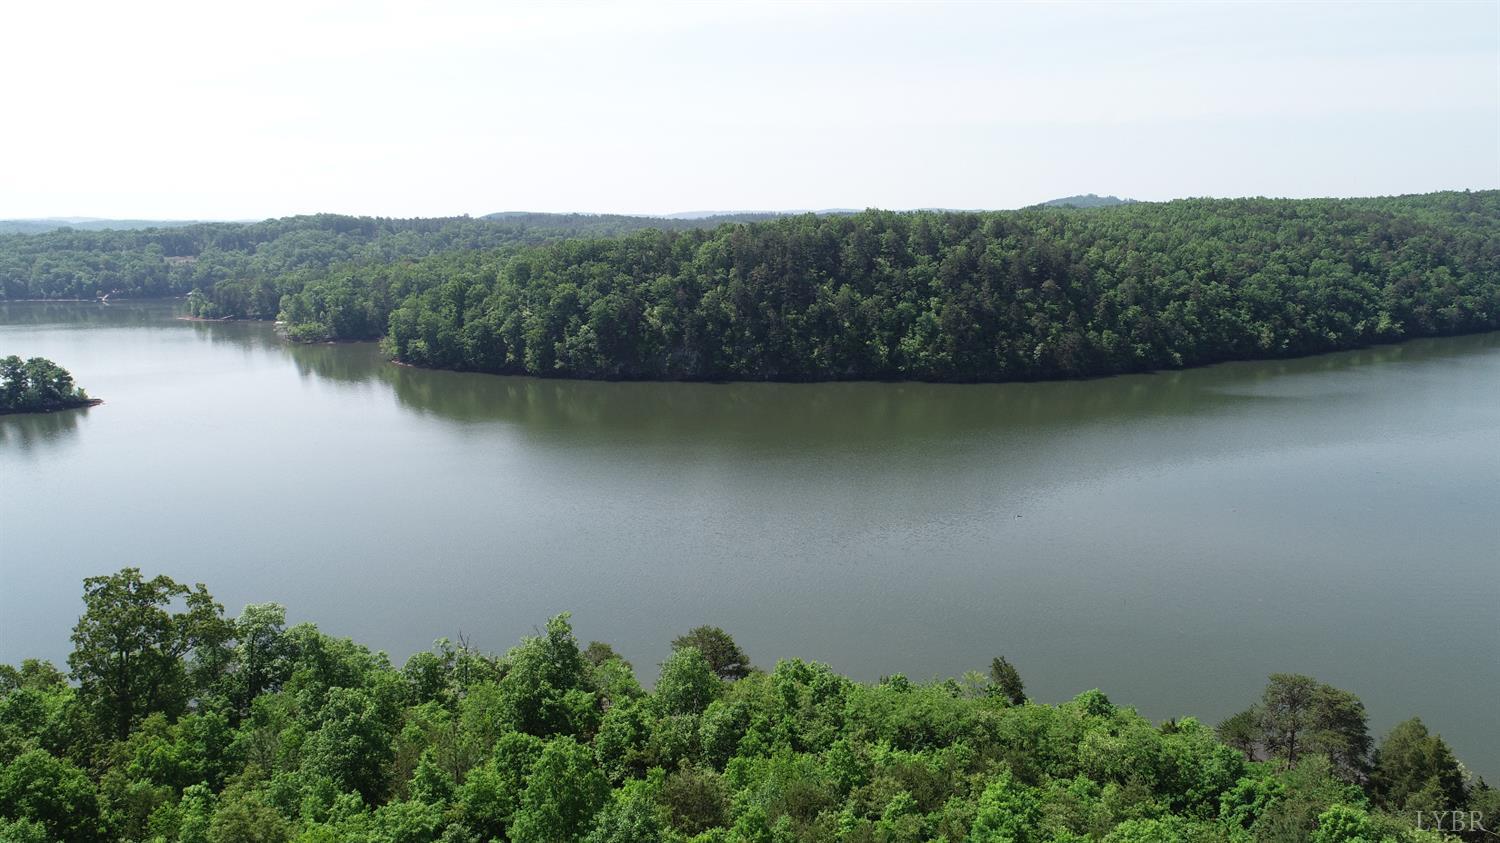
[2,0,1496,219]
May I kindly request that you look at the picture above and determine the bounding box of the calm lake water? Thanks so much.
[2,301,1496,775]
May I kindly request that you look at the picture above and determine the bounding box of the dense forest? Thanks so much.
[0,356,95,413]
[0,220,205,236]
[308,191,1499,381]
[1029,196,1137,210]
[0,569,1491,843]
[4,192,1496,382]
[0,213,779,307]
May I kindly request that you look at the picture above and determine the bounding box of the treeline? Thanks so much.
[7,194,1495,382]
[283,191,1497,381]
[0,356,94,413]
[0,213,779,306]
[1,568,1493,843]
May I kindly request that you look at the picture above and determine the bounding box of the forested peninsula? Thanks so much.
[2,192,1496,382]
[0,356,97,414]
[1,569,1492,843]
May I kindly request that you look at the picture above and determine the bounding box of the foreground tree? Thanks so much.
[670,626,751,681]
[988,656,1026,705]
[3,569,1489,842]
[1370,718,1467,814]
[510,736,608,843]
[0,749,99,842]
[1219,674,1372,779]
[67,568,230,740]
[225,602,292,714]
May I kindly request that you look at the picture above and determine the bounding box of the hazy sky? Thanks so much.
[3,0,1496,219]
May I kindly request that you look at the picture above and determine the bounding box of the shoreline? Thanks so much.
[377,327,1500,385]
[0,397,103,416]
[9,298,1499,385]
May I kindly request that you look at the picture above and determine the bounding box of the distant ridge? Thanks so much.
[1030,194,1138,209]
[0,218,207,235]
[662,209,861,219]
[478,211,788,228]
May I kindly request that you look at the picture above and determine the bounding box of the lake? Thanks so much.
[1,301,1496,775]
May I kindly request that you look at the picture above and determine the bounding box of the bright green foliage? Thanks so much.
[0,570,1488,842]
[1100,815,1214,842]
[499,613,596,738]
[174,782,216,843]
[1310,804,1379,843]
[0,817,50,843]
[655,647,722,716]
[0,749,100,842]
[587,656,643,711]
[0,355,92,412]
[0,663,78,763]
[454,730,543,839]
[968,770,1042,841]
[583,776,662,843]
[510,737,609,843]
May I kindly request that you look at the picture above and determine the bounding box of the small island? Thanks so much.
[0,355,101,414]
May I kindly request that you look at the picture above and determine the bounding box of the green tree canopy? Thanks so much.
[67,568,230,740]
[671,626,752,681]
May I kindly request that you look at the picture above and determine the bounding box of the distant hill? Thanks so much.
[480,211,788,229]
[1030,194,1138,209]
[0,218,207,235]
[662,209,862,219]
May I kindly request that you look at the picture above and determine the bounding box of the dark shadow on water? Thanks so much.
[10,300,1498,453]
[275,330,1500,451]
[0,299,177,328]
[0,405,89,453]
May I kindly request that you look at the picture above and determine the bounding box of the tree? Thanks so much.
[585,778,662,843]
[0,356,24,407]
[0,356,90,412]
[0,749,100,842]
[1229,674,1372,777]
[671,626,751,680]
[226,603,292,714]
[67,568,230,740]
[206,784,291,843]
[300,687,399,803]
[1369,718,1467,813]
[661,763,728,835]
[0,660,66,693]
[654,647,720,716]
[1258,673,1320,767]
[510,736,608,843]
[967,770,1040,842]
[988,656,1025,705]
[500,613,594,737]
[582,641,629,670]
[1217,708,1260,758]
[457,732,544,840]
[1309,804,1378,843]
[1305,685,1372,780]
